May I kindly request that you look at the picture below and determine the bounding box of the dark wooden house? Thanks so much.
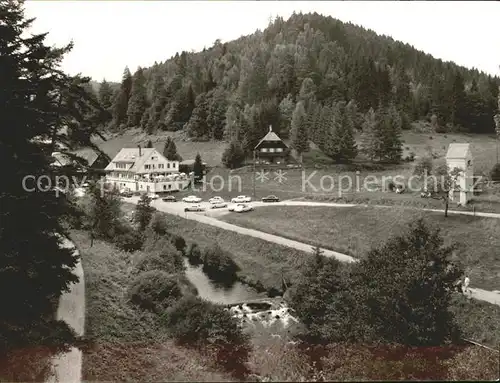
[254,126,288,165]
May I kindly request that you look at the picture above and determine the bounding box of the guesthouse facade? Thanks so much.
[254,126,289,165]
[104,145,189,193]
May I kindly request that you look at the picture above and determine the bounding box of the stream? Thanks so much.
[183,258,301,333]
[183,258,263,305]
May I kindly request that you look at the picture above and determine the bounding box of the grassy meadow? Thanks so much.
[220,205,500,291]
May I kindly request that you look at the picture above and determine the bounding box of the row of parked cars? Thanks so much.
[174,194,280,213]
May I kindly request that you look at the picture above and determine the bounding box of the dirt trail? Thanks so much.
[47,236,85,383]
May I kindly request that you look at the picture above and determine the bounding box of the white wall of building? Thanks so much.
[446,156,473,205]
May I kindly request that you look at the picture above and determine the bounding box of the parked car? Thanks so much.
[120,188,133,198]
[184,204,204,212]
[147,193,159,200]
[231,195,252,203]
[261,195,279,202]
[209,196,224,204]
[210,202,228,209]
[182,195,202,203]
[234,203,253,213]
[162,195,177,202]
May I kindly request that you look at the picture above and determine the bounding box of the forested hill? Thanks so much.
[97,12,500,159]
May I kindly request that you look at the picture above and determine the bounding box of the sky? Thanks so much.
[24,1,500,82]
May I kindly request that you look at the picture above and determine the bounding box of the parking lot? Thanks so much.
[125,195,277,218]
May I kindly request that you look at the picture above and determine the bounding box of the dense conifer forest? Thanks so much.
[94,12,499,163]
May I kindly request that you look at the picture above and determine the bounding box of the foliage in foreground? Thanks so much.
[164,296,251,377]
[290,219,463,346]
[0,1,109,379]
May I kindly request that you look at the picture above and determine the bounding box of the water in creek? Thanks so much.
[183,258,263,305]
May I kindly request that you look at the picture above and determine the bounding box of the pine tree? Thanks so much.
[224,104,241,142]
[242,104,264,154]
[186,93,210,138]
[345,99,361,131]
[380,104,403,163]
[207,89,227,140]
[0,2,105,374]
[146,139,153,148]
[98,79,114,111]
[222,140,246,169]
[278,94,295,138]
[290,101,309,160]
[193,153,204,182]
[316,103,332,152]
[360,107,380,161]
[112,67,132,127]
[324,102,357,163]
[134,194,154,232]
[147,73,168,132]
[163,136,182,161]
[127,67,148,127]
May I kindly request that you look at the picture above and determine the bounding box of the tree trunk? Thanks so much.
[444,199,449,218]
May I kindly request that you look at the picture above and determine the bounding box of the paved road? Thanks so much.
[47,236,85,383]
[128,197,500,306]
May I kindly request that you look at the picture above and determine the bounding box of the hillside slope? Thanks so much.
[95,12,499,164]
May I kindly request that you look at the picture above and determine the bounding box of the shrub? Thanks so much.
[135,247,184,274]
[387,180,396,192]
[171,235,186,254]
[490,163,500,182]
[150,212,168,235]
[114,230,144,252]
[141,237,185,271]
[186,243,203,265]
[128,270,183,312]
[413,156,433,177]
[202,244,239,283]
[163,296,251,375]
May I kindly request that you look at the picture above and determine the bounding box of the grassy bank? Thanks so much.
[122,203,312,293]
[74,230,233,381]
[220,205,500,291]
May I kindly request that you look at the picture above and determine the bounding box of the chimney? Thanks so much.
[269,125,272,132]
[138,144,142,156]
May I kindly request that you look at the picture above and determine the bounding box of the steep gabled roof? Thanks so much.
[51,147,107,168]
[254,126,287,150]
[446,143,471,160]
[72,147,107,167]
[104,148,167,173]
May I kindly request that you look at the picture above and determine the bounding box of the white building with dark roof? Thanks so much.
[445,143,474,205]
[104,145,189,193]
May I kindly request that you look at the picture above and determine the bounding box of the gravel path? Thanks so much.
[46,236,85,383]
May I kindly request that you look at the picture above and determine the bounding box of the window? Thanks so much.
[167,163,170,169]
[261,148,268,153]
[163,185,167,190]
[276,148,283,153]
[151,156,157,161]
[159,164,164,169]
[269,148,275,153]
[168,184,171,189]
[145,164,151,170]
